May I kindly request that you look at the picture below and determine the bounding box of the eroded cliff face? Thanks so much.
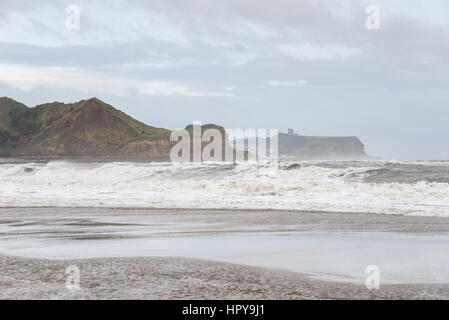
[122,140,175,161]
[278,133,367,159]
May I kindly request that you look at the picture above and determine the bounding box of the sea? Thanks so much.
[1,159,449,216]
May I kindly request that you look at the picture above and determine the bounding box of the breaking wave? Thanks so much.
[1,160,449,216]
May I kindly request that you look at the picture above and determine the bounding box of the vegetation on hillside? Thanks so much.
[9,106,40,135]
[0,97,173,158]
[184,124,226,136]
[0,129,10,144]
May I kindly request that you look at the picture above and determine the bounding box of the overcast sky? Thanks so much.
[1,0,448,159]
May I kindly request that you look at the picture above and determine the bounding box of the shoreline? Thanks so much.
[1,206,448,234]
[1,205,449,220]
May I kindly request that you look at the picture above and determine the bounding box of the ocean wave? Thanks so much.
[0,160,449,217]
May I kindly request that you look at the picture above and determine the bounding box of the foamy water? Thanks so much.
[1,160,449,216]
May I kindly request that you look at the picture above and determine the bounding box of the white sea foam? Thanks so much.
[0,160,449,216]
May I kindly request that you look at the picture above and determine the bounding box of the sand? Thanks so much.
[1,255,448,300]
[1,207,448,299]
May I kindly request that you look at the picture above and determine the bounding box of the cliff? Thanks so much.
[0,97,172,160]
[278,132,367,159]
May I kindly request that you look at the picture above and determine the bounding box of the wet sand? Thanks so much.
[1,255,448,300]
[1,207,449,235]
[1,207,449,299]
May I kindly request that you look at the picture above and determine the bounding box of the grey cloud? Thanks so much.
[0,0,448,159]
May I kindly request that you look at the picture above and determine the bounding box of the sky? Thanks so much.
[0,0,448,159]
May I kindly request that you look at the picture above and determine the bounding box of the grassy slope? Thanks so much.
[88,98,170,141]
[71,98,170,152]
[0,97,40,155]
[0,97,34,133]
[0,97,170,157]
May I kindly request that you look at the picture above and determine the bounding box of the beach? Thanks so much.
[1,207,448,299]
[1,160,449,299]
